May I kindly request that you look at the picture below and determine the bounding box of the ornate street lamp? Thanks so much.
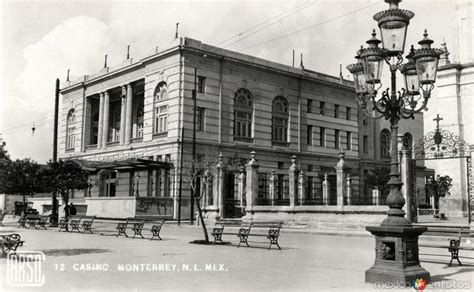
[346,0,442,286]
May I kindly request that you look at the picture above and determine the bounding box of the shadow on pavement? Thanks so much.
[41,248,111,257]
[430,267,474,283]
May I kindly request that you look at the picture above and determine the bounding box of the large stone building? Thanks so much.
[423,0,474,220]
[26,37,427,226]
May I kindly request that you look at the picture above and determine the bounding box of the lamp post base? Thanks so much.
[365,225,430,286]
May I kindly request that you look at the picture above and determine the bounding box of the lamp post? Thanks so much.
[347,0,441,285]
[135,172,140,197]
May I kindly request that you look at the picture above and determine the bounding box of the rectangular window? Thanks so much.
[198,76,206,94]
[154,105,168,133]
[307,99,313,113]
[346,131,352,150]
[277,162,284,169]
[334,104,340,118]
[66,127,75,150]
[197,107,205,131]
[319,101,325,115]
[363,135,369,153]
[346,107,351,120]
[235,110,252,139]
[306,176,314,199]
[320,127,325,147]
[335,129,340,148]
[363,118,367,125]
[307,125,313,145]
[272,117,288,142]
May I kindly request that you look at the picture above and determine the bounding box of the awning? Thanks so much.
[71,158,173,172]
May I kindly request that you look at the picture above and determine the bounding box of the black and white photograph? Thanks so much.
[0,0,473,291]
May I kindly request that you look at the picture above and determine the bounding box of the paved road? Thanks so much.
[0,222,473,291]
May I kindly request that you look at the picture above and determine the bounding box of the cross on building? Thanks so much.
[433,114,443,130]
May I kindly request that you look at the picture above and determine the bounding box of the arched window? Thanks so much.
[272,96,289,144]
[66,109,76,150]
[402,133,413,151]
[153,82,168,134]
[234,88,253,141]
[380,129,391,158]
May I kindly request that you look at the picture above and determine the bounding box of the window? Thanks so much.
[153,82,169,134]
[135,103,144,138]
[363,118,367,125]
[363,135,368,153]
[307,125,313,145]
[234,88,253,141]
[66,109,76,150]
[402,133,413,150]
[334,104,340,118]
[319,101,325,115]
[346,107,351,120]
[272,96,289,144]
[346,131,352,150]
[110,106,121,142]
[320,127,326,147]
[198,76,206,94]
[307,99,313,113]
[380,129,391,158]
[307,165,313,172]
[197,107,205,131]
[100,170,117,197]
[277,162,284,169]
[334,129,340,148]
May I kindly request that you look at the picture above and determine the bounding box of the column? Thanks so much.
[322,173,329,205]
[97,92,105,149]
[298,170,305,206]
[288,155,298,207]
[120,85,127,145]
[346,174,352,206]
[334,152,347,207]
[125,83,133,146]
[399,135,417,223]
[101,91,110,149]
[238,166,246,208]
[213,153,224,215]
[269,170,276,206]
[245,151,260,210]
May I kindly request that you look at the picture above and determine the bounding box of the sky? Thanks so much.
[0,0,457,163]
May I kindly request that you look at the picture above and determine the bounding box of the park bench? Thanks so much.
[36,215,49,230]
[1,234,24,257]
[17,217,27,228]
[26,215,40,229]
[211,220,283,250]
[150,220,166,241]
[81,216,97,234]
[69,216,83,233]
[419,228,474,266]
[58,218,69,232]
[116,218,145,238]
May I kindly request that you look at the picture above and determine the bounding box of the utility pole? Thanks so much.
[191,67,197,225]
[51,78,60,226]
[178,126,184,226]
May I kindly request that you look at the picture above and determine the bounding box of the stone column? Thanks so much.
[269,170,276,206]
[101,91,110,149]
[334,152,347,207]
[120,85,127,145]
[373,188,380,206]
[125,83,133,146]
[298,170,305,206]
[238,166,246,208]
[245,151,259,211]
[346,174,352,206]
[399,135,417,223]
[97,92,105,149]
[213,153,224,216]
[288,155,298,207]
[322,173,329,205]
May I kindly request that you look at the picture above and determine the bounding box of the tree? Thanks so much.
[0,158,43,217]
[40,160,89,223]
[185,160,214,244]
[364,167,391,198]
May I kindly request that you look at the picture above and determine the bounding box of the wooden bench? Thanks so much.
[58,218,69,232]
[116,218,145,238]
[211,220,283,250]
[419,228,474,266]
[69,216,83,233]
[34,215,49,230]
[150,220,166,241]
[26,215,40,229]
[1,234,24,257]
